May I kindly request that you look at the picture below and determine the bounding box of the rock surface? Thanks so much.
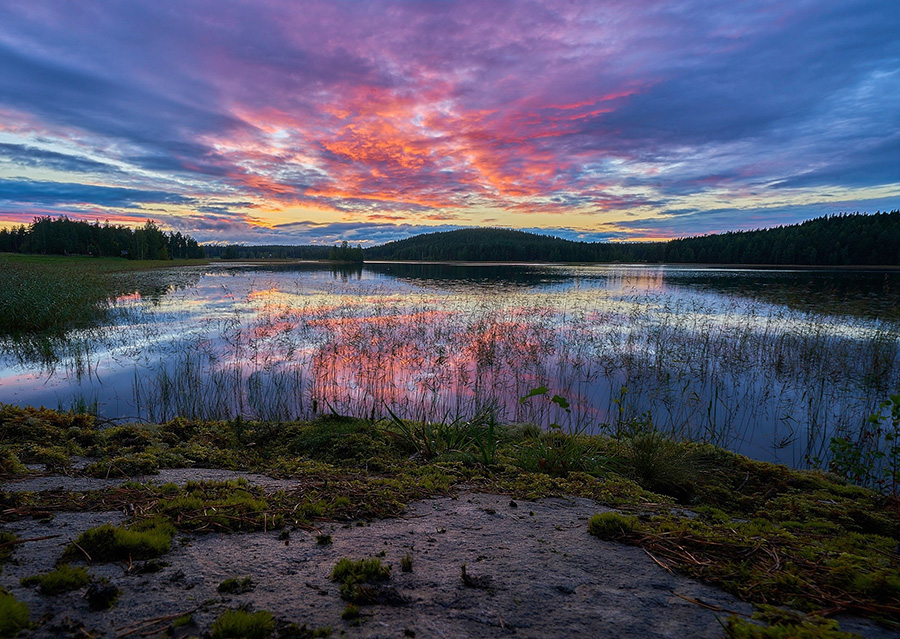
[0,480,893,638]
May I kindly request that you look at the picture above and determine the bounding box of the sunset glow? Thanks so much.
[0,1,897,244]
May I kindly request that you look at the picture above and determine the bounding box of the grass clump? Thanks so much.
[517,430,608,478]
[331,558,392,603]
[400,553,413,573]
[587,512,640,540]
[218,576,255,594]
[63,518,175,562]
[210,609,274,639]
[614,420,699,500]
[21,564,90,595]
[0,590,30,637]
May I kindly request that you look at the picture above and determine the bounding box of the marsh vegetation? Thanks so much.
[3,260,899,485]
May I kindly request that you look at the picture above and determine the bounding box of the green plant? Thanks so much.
[341,604,359,620]
[331,558,391,603]
[0,448,27,475]
[0,532,17,566]
[828,392,900,494]
[725,607,860,638]
[63,518,175,562]
[210,609,274,639]
[316,534,332,546]
[218,576,255,594]
[0,590,30,637]
[615,418,698,499]
[400,553,412,573]
[587,512,639,540]
[21,564,90,595]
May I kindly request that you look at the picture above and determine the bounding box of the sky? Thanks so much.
[0,0,898,246]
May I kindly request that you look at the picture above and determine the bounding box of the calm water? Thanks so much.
[2,262,900,468]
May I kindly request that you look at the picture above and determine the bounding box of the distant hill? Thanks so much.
[364,211,900,266]
[363,227,654,262]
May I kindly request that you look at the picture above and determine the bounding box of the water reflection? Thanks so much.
[2,262,899,471]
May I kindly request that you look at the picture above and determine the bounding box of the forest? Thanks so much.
[3,210,899,266]
[0,216,205,260]
[366,211,900,266]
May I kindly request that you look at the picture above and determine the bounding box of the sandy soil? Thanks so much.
[0,472,893,638]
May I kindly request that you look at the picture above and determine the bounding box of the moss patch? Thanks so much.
[210,609,274,639]
[0,590,30,637]
[587,512,640,540]
[63,518,175,562]
[21,564,90,595]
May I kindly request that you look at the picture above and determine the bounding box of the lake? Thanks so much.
[2,262,899,471]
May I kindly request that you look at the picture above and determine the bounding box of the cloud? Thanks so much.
[0,0,896,239]
[0,178,193,208]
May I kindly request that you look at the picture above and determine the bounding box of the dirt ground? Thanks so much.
[1,471,893,638]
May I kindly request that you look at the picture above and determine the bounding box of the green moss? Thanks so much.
[21,564,90,595]
[0,590,30,638]
[84,452,160,478]
[0,532,16,567]
[210,609,274,639]
[331,558,391,603]
[217,576,255,594]
[726,608,862,638]
[587,512,639,540]
[63,518,175,562]
[4,407,900,627]
[0,448,27,474]
[341,604,360,620]
[400,553,413,573]
[155,480,276,532]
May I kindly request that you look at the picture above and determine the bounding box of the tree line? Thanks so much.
[366,211,900,266]
[0,217,205,260]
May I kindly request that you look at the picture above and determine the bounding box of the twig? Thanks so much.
[0,534,61,550]
[671,591,748,617]
[71,540,92,564]
[643,547,673,573]
[116,605,201,637]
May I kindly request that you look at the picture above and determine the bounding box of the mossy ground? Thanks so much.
[1,405,898,635]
